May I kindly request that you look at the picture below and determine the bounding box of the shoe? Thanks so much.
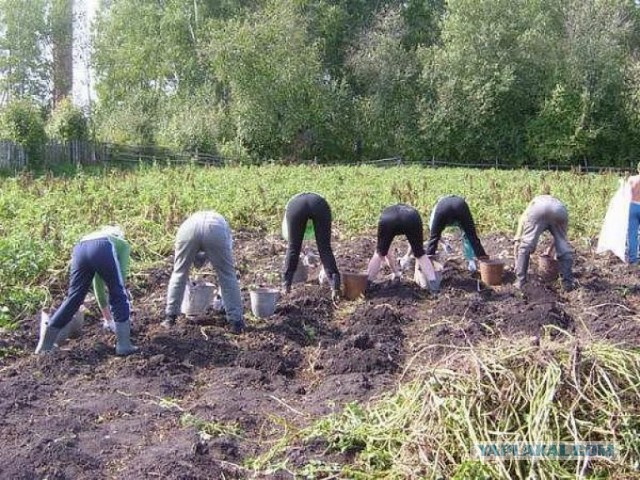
[331,273,341,292]
[331,289,341,303]
[115,320,138,356]
[161,315,176,329]
[231,321,245,335]
[561,280,576,292]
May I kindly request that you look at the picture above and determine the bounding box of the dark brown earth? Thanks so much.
[2,231,640,479]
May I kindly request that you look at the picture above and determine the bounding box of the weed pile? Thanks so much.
[255,329,640,479]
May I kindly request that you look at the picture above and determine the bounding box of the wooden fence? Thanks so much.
[0,139,635,174]
[0,140,225,172]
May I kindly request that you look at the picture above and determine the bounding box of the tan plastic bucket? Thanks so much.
[479,259,504,286]
[342,272,368,300]
[538,254,559,281]
[250,288,279,318]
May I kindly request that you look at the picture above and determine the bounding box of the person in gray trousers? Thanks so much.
[163,211,245,333]
[514,195,575,291]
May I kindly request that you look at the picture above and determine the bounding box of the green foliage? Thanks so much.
[209,0,354,162]
[94,91,159,145]
[180,413,243,439]
[0,98,47,167]
[0,0,49,102]
[46,97,88,142]
[347,7,423,160]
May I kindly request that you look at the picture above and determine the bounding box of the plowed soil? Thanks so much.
[2,231,640,479]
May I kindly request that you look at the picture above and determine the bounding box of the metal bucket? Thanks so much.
[250,288,279,318]
[181,281,215,316]
[55,309,85,346]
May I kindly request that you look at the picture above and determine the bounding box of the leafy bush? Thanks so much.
[0,98,47,168]
[46,97,88,142]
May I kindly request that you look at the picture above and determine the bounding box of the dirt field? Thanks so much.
[2,231,640,479]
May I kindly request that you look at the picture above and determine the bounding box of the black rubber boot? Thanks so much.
[515,252,530,289]
[558,254,575,291]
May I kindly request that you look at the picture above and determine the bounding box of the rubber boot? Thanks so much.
[558,254,575,291]
[35,318,61,354]
[515,252,530,289]
[115,321,138,356]
[231,318,245,335]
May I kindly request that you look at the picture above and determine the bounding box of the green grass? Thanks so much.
[0,164,620,325]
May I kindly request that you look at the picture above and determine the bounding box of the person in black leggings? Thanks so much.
[282,192,340,299]
[367,204,438,291]
[425,195,488,261]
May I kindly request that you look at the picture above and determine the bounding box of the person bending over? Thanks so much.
[424,195,488,270]
[627,164,640,264]
[35,226,137,356]
[282,192,340,300]
[164,211,245,333]
[514,195,575,291]
[367,204,439,291]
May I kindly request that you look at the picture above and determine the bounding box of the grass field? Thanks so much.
[0,164,620,326]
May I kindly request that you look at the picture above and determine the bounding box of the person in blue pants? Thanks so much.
[627,167,640,264]
[35,226,138,356]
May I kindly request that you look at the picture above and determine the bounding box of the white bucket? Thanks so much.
[292,258,308,284]
[55,309,85,346]
[181,281,215,316]
[249,288,279,318]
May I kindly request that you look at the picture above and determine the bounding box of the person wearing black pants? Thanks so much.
[426,195,487,260]
[367,204,438,291]
[282,192,340,299]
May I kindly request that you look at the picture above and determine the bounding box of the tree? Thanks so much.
[0,0,49,104]
[50,0,74,107]
[420,0,565,163]
[46,96,87,142]
[208,0,354,162]
[346,6,424,160]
